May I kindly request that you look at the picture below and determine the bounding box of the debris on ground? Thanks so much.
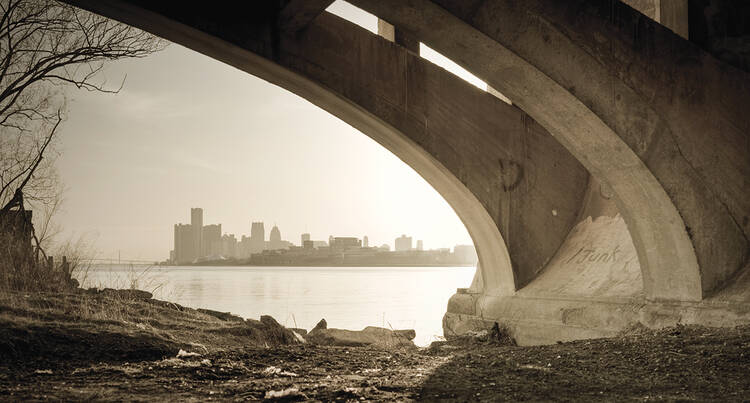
[2,291,750,401]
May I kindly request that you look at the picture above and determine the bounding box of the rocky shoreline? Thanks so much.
[2,289,750,401]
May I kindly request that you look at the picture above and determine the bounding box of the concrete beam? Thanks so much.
[658,0,689,39]
[377,18,420,54]
[621,0,689,39]
[278,0,334,34]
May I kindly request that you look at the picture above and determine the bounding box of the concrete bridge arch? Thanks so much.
[63,0,750,344]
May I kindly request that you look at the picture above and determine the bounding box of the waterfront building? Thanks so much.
[250,222,265,253]
[238,235,252,258]
[202,224,221,256]
[173,223,194,263]
[269,225,282,250]
[330,237,362,251]
[221,234,238,258]
[191,208,203,260]
[395,234,412,252]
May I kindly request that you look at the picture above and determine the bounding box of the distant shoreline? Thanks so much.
[181,262,475,268]
[158,262,476,268]
[91,262,476,268]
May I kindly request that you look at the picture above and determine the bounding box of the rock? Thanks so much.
[307,326,416,349]
[312,318,327,332]
[98,288,152,300]
[394,329,416,340]
[197,308,243,322]
[260,315,282,327]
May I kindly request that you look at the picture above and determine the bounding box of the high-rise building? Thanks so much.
[221,234,237,258]
[363,235,369,248]
[238,235,252,258]
[250,222,265,253]
[202,224,221,257]
[416,240,423,251]
[191,208,203,260]
[269,225,282,250]
[301,233,311,246]
[395,234,412,252]
[174,223,194,263]
[454,245,478,264]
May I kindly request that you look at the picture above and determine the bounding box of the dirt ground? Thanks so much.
[1,291,750,401]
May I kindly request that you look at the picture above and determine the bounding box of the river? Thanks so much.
[77,265,475,346]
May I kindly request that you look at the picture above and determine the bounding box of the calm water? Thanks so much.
[78,265,475,346]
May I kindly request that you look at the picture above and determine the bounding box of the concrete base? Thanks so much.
[444,282,750,346]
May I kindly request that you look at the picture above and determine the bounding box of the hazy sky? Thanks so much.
[54,1,482,261]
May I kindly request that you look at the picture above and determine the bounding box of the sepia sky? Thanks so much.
[54,1,482,261]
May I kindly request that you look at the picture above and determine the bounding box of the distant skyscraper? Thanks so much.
[363,236,369,248]
[269,225,282,250]
[250,222,265,253]
[174,223,193,263]
[221,234,237,258]
[395,234,412,252]
[416,240,423,251]
[202,224,221,257]
[191,208,203,260]
[301,233,311,246]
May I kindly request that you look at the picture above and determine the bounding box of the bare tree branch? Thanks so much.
[0,0,164,280]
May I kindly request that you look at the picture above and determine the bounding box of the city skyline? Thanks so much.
[169,206,472,263]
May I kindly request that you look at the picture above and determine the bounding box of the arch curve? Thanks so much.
[350,0,705,302]
[62,0,523,295]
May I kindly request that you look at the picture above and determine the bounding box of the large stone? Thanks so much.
[307,326,416,349]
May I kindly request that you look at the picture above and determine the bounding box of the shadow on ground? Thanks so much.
[418,325,750,401]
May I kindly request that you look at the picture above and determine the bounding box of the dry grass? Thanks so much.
[0,288,302,368]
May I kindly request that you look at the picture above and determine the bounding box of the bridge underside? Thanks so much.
[64,0,750,344]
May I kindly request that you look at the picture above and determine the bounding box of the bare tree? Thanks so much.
[0,0,164,288]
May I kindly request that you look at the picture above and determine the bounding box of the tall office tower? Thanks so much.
[239,235,252,258]
[201,224,221,257]
[221,234,238,258]
[269,225,282,250]
[301,233,311,246]
[395,234,413,252]
[416,240,423,251]
[191,208,203,260]
[174,223,194,263]
[363,235,369,248]
[250,222,265,253]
